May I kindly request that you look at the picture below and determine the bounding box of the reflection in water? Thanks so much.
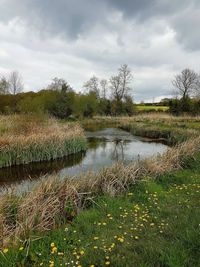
[0,152,85,187]
[0,128,168,188]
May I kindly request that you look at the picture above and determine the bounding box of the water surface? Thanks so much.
[0,128,168,188]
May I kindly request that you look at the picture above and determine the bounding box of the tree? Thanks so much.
[172,69,199,100]
[47,77,72,92]
[110,64,133,102]
[9,71,23,95]
[83,75,100,97]
[0,76,10,94]
[100,79,108,99]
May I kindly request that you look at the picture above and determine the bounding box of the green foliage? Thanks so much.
[1,155,200,266]
[74,91,99,118]
[0,87,136,118]
[169,97,200,115]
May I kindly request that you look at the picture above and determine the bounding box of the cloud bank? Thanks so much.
[0,0,200,101]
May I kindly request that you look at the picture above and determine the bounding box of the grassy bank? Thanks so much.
[82,114,200,144]
[0,114,200,266]
[136,105,169,112]
[0,115,87,168]
[0,133,200,246]
[1,153,200,266]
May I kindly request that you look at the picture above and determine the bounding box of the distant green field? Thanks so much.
[136,105,169,112]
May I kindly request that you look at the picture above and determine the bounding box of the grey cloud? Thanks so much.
[1,0,199,46]
[0,0,200,101]
[171,7,200,51]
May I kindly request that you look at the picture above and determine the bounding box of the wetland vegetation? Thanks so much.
[0,114,199,267]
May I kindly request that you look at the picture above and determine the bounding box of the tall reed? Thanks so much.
[0,115,87,168]
[1,134,200,245]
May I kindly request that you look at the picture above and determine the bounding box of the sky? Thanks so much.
[0,0,200,102]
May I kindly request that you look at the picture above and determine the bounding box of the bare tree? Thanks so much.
[172,68,199,100]
[110,64,133,102]
[9,71,23,95]
[100,79,108,99]
[83,75,100,96]
[47,77,72,92]
[110,75,121,101]
[195,74,200,99]
[0,76,10,94]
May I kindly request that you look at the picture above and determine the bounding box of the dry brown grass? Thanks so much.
[1,134,200,246]
[0,114,86,167]
[83,114,200,127]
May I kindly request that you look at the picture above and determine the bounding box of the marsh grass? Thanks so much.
[1,154,200,267]
[83,114,200,144]
[0,134,200,246]
[0,114,200,247]
[0,115,87,167]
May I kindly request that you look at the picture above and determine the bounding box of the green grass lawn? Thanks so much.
[136,105,169,112]
[1,156,200,267]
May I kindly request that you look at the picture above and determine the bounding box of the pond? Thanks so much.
[0,128,168,189]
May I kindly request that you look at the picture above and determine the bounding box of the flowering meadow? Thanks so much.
[1,155,199,267]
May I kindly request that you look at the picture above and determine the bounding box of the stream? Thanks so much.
[0,128,168,189]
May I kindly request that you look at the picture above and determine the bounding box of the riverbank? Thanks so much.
[0,132,200,246]
[0,115,87,168]
[0,114,200,265]
[82,114,200,144]
[1,152,200,266]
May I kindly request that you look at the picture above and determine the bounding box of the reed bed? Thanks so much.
[0,115,87,167]
[83,114,200,129]
[1,134,200,245]
[83,114,200,144]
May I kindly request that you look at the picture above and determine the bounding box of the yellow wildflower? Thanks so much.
[51,246,57,254]
[3,248,8,254]
[80,250,84,255]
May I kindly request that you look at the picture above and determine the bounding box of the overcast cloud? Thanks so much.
[0,0,200,101]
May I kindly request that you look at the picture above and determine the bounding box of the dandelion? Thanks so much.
[80,250,85,255]
[105,261,110,265]
[51,247,58,254]
[111,243,115,248]
[128,192,133,196]
[3,248,8,254]
[118,237,124,243]
[19,247,24,251]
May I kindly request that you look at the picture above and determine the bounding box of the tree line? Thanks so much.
[0,64,135,118]
[0,66,200,118]
[170,68,200,115]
